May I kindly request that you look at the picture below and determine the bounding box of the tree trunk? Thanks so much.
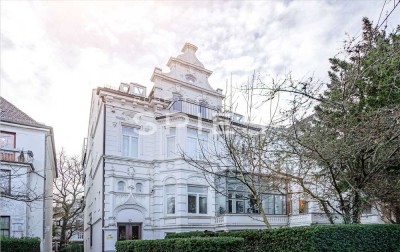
[60,220,67,248]
[351,191,362,224]
[253,192,271,228]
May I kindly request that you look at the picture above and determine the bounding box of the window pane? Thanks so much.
[187,128,197,137]
[199,196,207,214]
[0,217,9,229]
[118,225,126,241]
[168,127,176,135]
[0,230,9,237]
[199,105,207,118]
[188,195,196,213]
[122,127,137,136]
[236,201,244,213]
[198,131,208,140]
[130,137,138,158]
[172,95,182,111]
[117,181,125,192]
[167,137,175,157]
[188,186,207,194]
[0,170,10,194]
[0,216,10,238]
[228,200,233,213]
[263,195,274,215]
[0,133,15,149]
[274,195,286,215]
[167,196,175,214]
[187,138,197,158]
[122,136,129,156]
[136,183,143,193]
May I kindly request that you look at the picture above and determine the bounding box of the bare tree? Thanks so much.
[253,18,400,224]
[53,150,84,247]
[179,75,287,228]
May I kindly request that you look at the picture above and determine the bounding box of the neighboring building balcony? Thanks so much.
[168,99,219,121]
[0,148,34,164]
[215,214,288,230]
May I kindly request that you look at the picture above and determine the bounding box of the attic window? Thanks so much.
[185,74,196,84]
[119,84,130,93]
[131,86,145,96]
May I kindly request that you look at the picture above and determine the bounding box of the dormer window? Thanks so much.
[119,83,130,93]
[131,86,145,96]
[185,74,196,84]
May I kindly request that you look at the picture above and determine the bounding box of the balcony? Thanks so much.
[289,213,342,226]
[215,214,288,230]
[0,148,34,164]
[168,99,219,121]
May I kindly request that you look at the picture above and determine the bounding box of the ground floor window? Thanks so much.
[0,216,10,237]
[188,186,208,214]
[263,194,287,215]
[117,223,141,240]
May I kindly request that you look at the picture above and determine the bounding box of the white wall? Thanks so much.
[0,122,55,251]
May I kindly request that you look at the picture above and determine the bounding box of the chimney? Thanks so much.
[181,43,198,54]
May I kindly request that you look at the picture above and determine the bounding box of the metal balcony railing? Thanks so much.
[168,100,219,120]
[0,148,34,163]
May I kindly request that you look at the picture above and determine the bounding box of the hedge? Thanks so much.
[60,242,84,252]
[0,237,41,252]
[116,237,244,252]
[166,224,400,252]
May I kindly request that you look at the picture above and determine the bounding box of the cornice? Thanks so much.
[150,72,224,99]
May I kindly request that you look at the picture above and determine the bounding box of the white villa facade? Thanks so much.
[82,43,383,252]
[0,97,57,252]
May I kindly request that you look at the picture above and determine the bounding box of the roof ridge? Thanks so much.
[0,96,45,127]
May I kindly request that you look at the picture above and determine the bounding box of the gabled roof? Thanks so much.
[0,96,45,127]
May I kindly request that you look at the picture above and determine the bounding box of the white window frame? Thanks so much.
[165,185,176,215]
[187,185,208,215]
[136,183,143,193]
[228,187,245,214]
[122,125,139,158]
[186,128,209,160]
[0,216,10,238]
[166,127,176,158]
[117,181,126,192]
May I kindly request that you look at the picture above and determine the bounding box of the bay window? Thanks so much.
[187,186,208,214]
[262,194,287,215]
[122,126,138,158]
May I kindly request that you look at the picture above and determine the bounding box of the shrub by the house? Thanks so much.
[0,237,41,252]
[116,237,244,252]
[166,224,400,252]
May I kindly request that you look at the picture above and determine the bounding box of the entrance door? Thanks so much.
[117,223,142,240]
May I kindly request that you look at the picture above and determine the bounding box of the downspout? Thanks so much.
[102,98,106,252]
[43,134,51,250]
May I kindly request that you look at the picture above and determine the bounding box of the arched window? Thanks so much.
[136,183,143,193]
[117,181,125,192]
[165,185,176,214]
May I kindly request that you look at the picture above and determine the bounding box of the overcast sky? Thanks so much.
[1,0,399,156]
